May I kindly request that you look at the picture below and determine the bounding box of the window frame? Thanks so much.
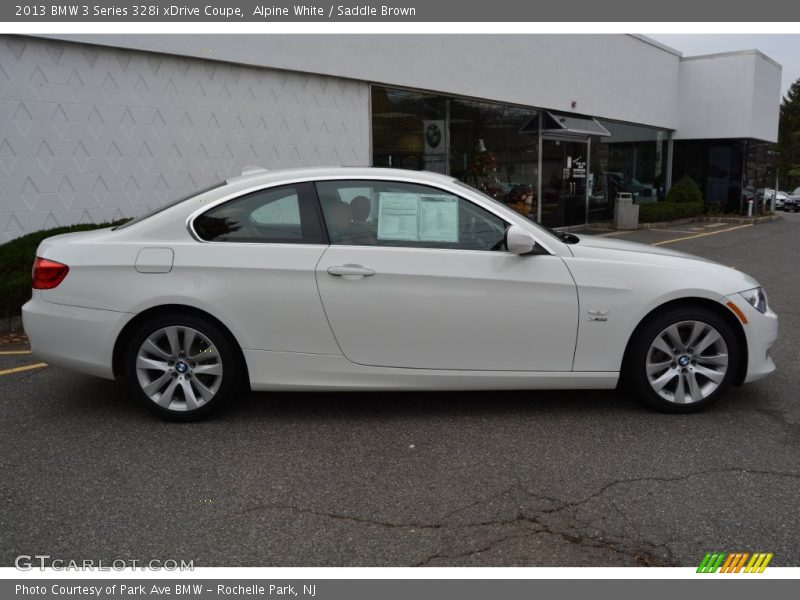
[191,181,329,245]
[314,179,511,252]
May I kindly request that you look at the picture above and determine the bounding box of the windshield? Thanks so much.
[455,181,563,243]
[114,182,225,230]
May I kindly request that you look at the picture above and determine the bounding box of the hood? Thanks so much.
[567,233,760,292]
[571,234,714,263]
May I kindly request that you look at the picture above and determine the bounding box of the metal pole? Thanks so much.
[665,134,674,195]
[585,136,591,225]
[537,111,543,224]
[773,167,778,212]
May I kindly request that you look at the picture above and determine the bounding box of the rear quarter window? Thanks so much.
[193,182,326,244]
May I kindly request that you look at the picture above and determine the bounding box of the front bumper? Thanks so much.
[722,293,778,384]
[22,293,133,380]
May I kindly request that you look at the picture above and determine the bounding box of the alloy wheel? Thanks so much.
[135,325,223,412]
[645,320,729,405]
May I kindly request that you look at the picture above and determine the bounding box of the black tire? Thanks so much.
[625,306,741,413]
[120,312,242,421]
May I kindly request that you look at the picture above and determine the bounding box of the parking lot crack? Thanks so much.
[541,467,800,515]
[413,532,530,567]
[230,468,795,567]
[236,482,524,532]
[239,502,448,530]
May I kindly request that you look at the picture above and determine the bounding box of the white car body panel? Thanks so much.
[22,166,777,396]
[720,292,778,383]
[23,292,129,379]
[242,349,618,391]
[316,245,578,371]
[564,235,761,372]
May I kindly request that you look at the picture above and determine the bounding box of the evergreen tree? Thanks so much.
[778,78,800,190]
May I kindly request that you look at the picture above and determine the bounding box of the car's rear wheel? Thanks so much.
[122,313,241,420]
[627,306,740,413]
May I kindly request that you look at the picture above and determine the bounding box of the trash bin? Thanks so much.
[614,192,639,230]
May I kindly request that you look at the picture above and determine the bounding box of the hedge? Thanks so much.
[638,200,704,223]
[665,175,703,204]
[0,220,129,320]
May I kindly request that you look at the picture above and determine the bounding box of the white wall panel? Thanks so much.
[45,34,682,130]
[675,50,781,142]
[0,35,370,241]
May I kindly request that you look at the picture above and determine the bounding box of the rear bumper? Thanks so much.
[21,293,132,380]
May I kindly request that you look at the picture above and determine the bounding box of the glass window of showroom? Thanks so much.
[371,85,670,228]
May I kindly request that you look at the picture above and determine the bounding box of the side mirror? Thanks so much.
[504,225,539,255]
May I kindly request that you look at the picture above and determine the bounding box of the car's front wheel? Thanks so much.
[627,306,741,413]
[121,313,241,420]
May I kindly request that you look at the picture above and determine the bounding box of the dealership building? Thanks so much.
[0,34,782,242]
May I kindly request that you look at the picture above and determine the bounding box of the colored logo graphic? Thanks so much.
[697,552,773,573]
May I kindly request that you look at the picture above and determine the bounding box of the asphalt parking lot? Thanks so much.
[1,215,798,568]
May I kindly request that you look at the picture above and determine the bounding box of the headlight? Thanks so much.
[740,287,768,314]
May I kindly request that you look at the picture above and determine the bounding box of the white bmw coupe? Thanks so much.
[22,167,777,419]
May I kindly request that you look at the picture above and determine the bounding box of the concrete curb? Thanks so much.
[636,214,781,229]
[569,214,781,233]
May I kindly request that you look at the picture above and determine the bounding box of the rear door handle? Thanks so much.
[327,265,375,277]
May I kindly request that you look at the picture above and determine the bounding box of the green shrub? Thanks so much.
[0,220,129,320]
[665,175,703,204]
[638,200,704,223]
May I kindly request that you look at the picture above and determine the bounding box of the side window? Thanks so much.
[315,180,508,251]
[194,182,325,244]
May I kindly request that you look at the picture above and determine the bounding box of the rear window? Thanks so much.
[114,182,225,230]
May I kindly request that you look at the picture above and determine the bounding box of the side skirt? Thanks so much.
[243,349,619,391]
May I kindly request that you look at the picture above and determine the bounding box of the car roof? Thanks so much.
[225,165,460,187]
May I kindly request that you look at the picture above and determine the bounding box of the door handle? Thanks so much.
[327,265,375,277]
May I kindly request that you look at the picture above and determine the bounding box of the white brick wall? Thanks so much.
[0,35,370,242]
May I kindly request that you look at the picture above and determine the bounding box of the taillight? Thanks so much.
[32,257,69,289]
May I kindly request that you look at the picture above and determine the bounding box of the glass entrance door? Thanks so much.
[540,137,589,227]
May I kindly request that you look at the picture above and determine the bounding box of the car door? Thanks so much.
[314,179,579,372]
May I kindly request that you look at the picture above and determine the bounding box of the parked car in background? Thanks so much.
[22,167,778,420]
[774,191,788,210]
[756,188,774,202]
[783,188,800,212]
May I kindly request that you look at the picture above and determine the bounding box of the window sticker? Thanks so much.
[377,193,420,240]
[377,192,459,242]
[419,195,458,242]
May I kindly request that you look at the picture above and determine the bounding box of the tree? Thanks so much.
[777,78,800,191]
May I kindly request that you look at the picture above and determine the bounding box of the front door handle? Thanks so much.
[327,265,375,277]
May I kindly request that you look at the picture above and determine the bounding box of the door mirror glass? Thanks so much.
[504,225,538,255]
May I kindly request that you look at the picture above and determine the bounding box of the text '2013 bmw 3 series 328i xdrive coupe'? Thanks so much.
[23,167,778,420]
